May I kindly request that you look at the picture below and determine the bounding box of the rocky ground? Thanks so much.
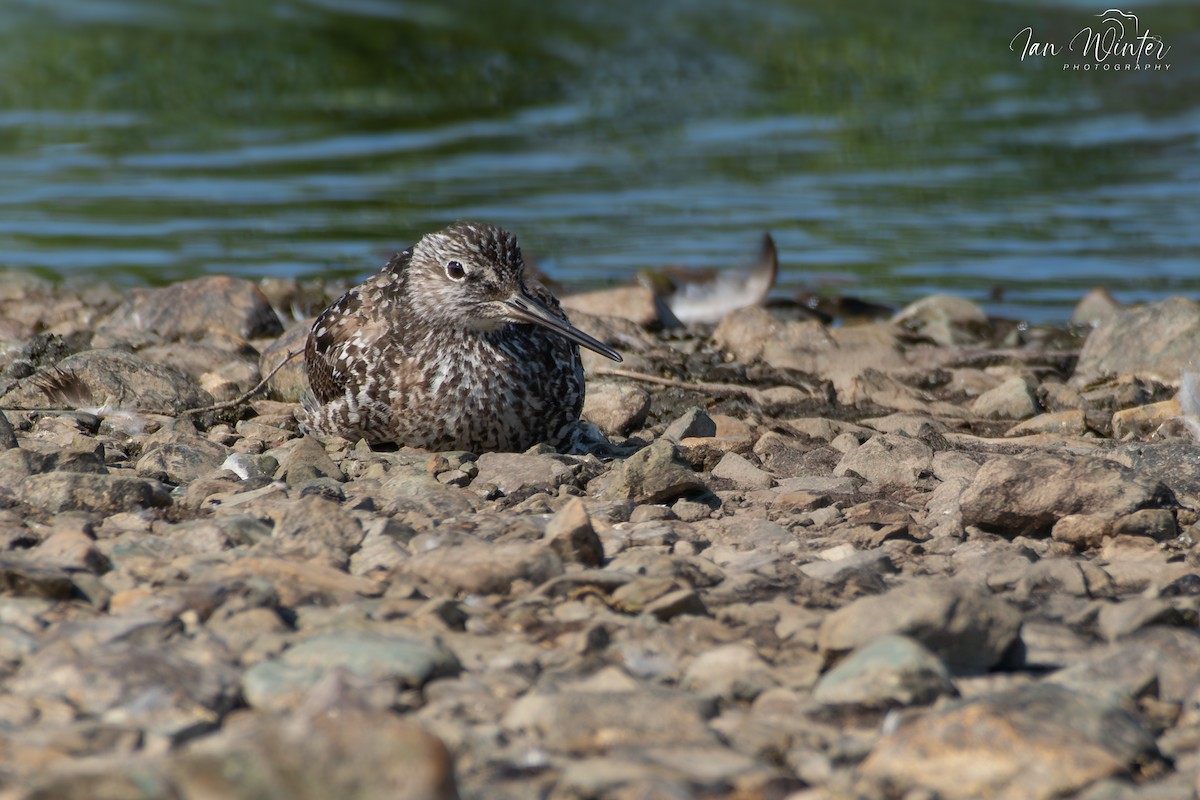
[1,272,1200,799]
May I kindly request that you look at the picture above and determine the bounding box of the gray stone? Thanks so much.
[0,410,16,449]
[817,579,1022,674]
[1097,599,1184,643]
[596,439,705,503]
[503,688,718,753]
[271,436,345,483]
[1072,287,1121,329]
[260,320,312,403]
[398,539,563,596]
[681,643,778,702]
[813,634,956,708]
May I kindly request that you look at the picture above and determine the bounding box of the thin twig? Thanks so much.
[591,366,759,399]
[179,349,304,416]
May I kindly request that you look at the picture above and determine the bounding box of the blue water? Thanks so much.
[0,0,1197,322]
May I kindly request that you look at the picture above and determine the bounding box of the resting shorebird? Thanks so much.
[299,221,621,452]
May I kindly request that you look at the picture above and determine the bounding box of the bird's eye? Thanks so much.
[445,260,467,281]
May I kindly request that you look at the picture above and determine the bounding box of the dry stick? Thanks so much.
[179,349,304,416]
[591,366,762,401]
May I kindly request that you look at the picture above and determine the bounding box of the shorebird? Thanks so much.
[299,221,622,452]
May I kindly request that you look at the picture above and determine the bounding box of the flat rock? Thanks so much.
[681,643,778,702]
[711,451,773,490]
[817,579,1022,674]
[959,453,1174,538]
[560,285,679,328]
[859,683,1157,799]
[135,435,231,484]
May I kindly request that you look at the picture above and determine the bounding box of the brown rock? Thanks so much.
[21,473,171,515]
[1051,514,1115,550]
[959,453,1174,538]
[1111,399,1180,440]
[833,434,933,488]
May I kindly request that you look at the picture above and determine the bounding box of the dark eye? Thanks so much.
[445,260,467,281]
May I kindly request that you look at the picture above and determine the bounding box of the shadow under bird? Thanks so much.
[299,221,622,453]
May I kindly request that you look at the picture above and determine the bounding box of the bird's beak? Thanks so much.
[504,291,622,362]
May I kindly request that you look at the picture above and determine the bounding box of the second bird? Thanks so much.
[299,221,622,453]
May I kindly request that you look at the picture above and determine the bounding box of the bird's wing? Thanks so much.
[305,249,411,402]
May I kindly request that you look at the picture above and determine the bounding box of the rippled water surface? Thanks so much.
[1,0,1197,321]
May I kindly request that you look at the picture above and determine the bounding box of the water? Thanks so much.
[0,0,1197,322]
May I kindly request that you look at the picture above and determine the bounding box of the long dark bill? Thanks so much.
[504,293,623,362]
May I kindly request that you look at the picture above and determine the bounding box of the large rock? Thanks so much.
[92,275,284,348]
[959,453,1175,538]
[817,579,1022,674]
[1,349,212,415]
[1074,295,1200,384]
[859,683,1158,799]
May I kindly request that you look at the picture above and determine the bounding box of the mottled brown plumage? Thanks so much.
[299,221,621,452]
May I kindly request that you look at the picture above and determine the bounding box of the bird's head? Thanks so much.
[408,221,621,361]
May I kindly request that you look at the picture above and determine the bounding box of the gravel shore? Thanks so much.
[1,272,1199,799]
